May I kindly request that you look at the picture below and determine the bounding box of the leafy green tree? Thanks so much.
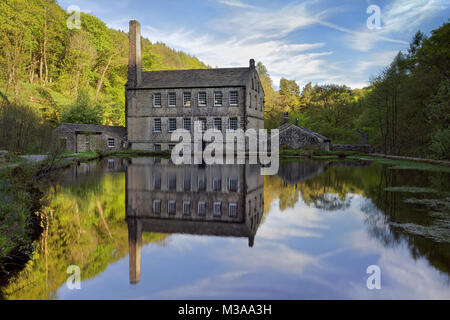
[61,89,103,125]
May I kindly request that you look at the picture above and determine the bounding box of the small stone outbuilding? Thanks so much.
[53,123,127,153]
[276,113,331,151]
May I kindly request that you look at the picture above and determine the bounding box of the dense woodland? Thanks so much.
[0,0,448,159]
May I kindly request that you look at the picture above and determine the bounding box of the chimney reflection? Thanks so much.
[126,158,264,284]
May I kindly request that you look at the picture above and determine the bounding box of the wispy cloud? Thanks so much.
[217,0,254,9]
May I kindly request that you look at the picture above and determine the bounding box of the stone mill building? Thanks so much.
[125,20,265,151]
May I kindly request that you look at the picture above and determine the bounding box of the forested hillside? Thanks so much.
[0,0,207,130]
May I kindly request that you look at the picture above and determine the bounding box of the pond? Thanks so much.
[1,157,449,299]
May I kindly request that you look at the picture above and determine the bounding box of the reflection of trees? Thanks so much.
[2,172,167,300]
[360,166,450,278]
[269,160,450,278]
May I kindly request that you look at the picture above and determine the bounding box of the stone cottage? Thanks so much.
[276,113,331,150]
[53,123,127,153]
[125,20,265,151]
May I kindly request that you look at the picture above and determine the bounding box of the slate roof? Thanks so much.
[138,67,253,89]
[54,123,127,138]
[277,122,331,142]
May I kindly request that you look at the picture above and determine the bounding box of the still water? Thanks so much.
[2,157,450,299]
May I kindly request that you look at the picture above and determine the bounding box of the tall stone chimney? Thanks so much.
[128,20,142,88]
[249,58,255,68]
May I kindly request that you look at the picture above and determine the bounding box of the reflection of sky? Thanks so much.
[57,192,450,300]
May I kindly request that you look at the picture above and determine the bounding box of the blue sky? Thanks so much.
[59,0,449,89]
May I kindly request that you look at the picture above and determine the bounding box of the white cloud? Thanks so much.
[217,0,254,8]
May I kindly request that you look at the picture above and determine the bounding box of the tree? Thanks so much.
[61,89,103,125]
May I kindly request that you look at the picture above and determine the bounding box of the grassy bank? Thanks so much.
[0,165,43,282]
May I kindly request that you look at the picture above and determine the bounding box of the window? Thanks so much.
[198,118,207,132]
[213,177,222,191]
[183,118,191,131]
[154,144,161,151]
[168,174,177,190]
[183,201,191,215]
[214,91,223,106]
[183,92,191,107]
[229,176,238,192]
[229,203,238,217]
[168,144,175,151]
[168,118,177,132]
[183,175,191,191]
[153,200,161,214]
[154,119,161,132]
[168,92,176,107]
[248,93,252,108]
[229,117,238,130]
[230,91,238,106]
[168,200,176,215]
[255,94,258,109]
[154,173,161,190]
[107,138,115,148]
[213,202,222,217]
[153,93,161,107]
[198,176,206,191]
[198,92,207,106]
[214,118,222,131]
[198,202,206,217]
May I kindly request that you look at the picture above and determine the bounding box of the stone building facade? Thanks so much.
[125,20,265,151]
[53,123,127,153]
[276,113,331,150]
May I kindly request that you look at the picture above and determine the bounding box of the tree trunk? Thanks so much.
[95,55,114,101]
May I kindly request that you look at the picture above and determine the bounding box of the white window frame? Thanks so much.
[168,92,176,107]
[198,202,206,216]
[168,200,176,215]
[213,202,222,217]
[230,91,238,106]
[153,93,161,107]
[229,203,238,217]
[107,138,115,148]
[154,118,161,132]
[153,200,161,214]
[229,117,238,130]
[214,118,222,131]
[198,92,207,107]
[183,118,191,132]
[214,91,223,107]
[183,201,191,215]
[168,118,177,132]
[183,92,191,107]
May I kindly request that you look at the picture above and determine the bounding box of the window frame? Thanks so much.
[229,117,238,131]
[183,92,192,107]
[198,91,207,107]
[229,91,238,106]
[214,91,223,107]
[214,118,222,131]
[168,118,177,132]
[107,138,115,148]
[168,92,176,107]
[183,118,191,132]
[153,93,162,107]
[154,118,162,132]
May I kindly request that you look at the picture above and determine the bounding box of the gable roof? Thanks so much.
[138,67,254,89]
[54,123,127,138]
[277,122,330,142]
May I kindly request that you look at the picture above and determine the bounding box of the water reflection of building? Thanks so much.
[126,158,264,284]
